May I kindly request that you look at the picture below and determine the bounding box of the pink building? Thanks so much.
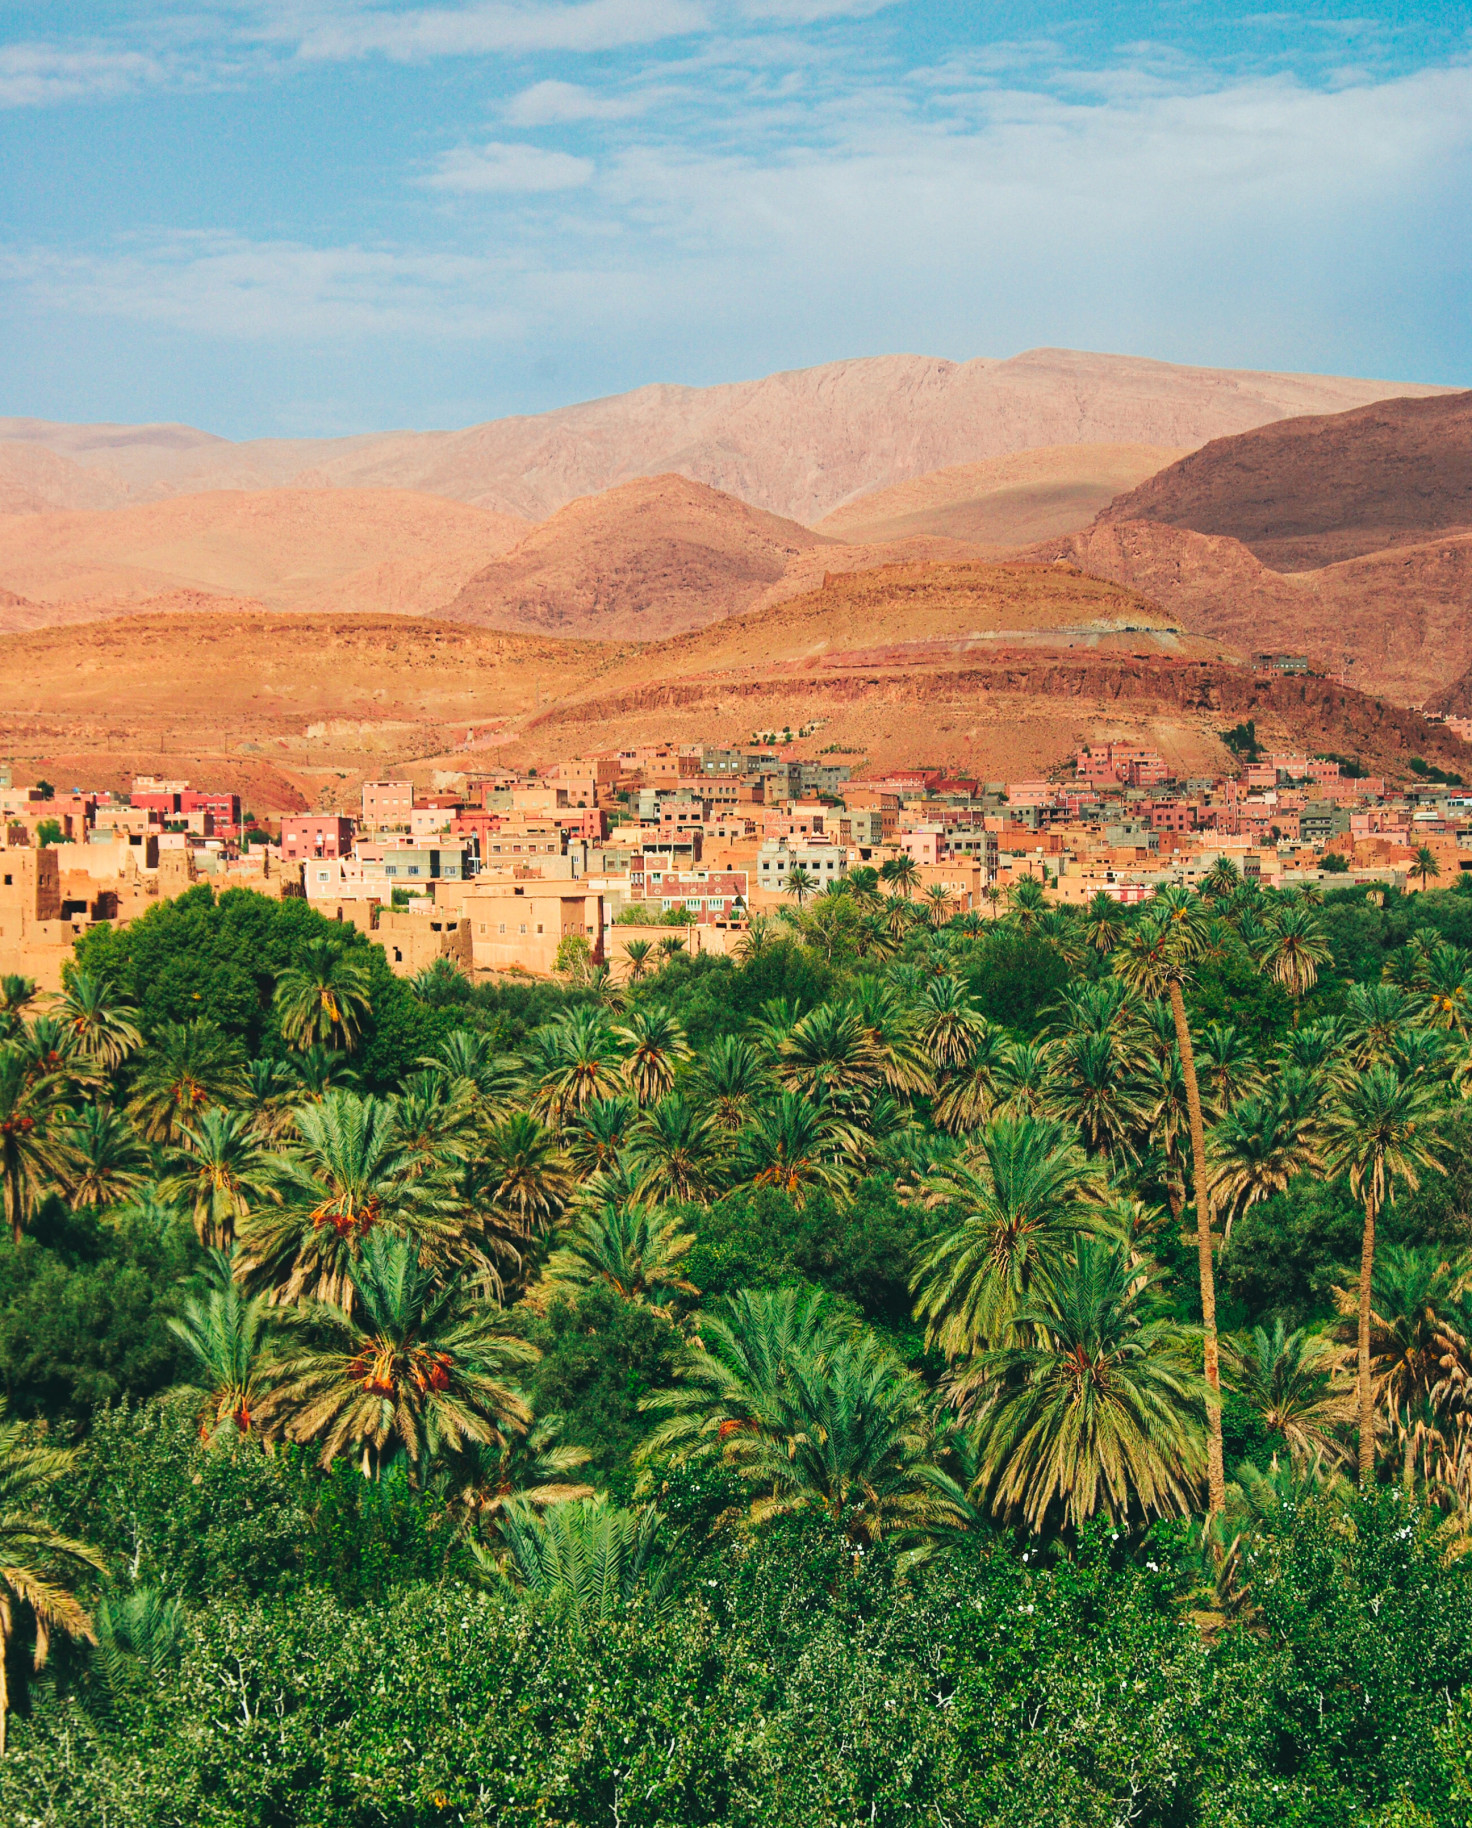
[281,815,355,861]
[361,781,414,830]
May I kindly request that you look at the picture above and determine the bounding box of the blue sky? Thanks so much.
[1,1,1469,436]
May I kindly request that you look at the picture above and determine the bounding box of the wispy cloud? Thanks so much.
[504,77,658,122]
[0,41,166,107]
[274,0,708,61]
[422,138,595,189]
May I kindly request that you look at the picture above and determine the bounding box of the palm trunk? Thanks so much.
[1169,978,1226,1514]
[1357,1191,1378,1486]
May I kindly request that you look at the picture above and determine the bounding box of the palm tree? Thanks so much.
[236,1091,445,1308]
[932,1021,1012,1134]
[692,1036,768,1133]
[0,976,39,1044]
[1412,845,1442,891]
[775,1005,883,1104]
[480,1111,574,1238]
[52,971,142,1071]
[1114,887,1227,1511]
[273,939,374,1053]
[880,854,920,899]
[1261,906,1333,1003]
[1207,1091,1320,1240]
[967,1240,1210,1531]
[913,1115,1101,1363]
[732,915,775,964]
[62,1106,147,1210]
[563,1095,638,1179]
[168,1250,283,1437]
[733,1093,856,1207]
[128,1020,248,1146]
[418,1030,523,1114]
[0,1043,74,1246]
[443,1415,594,1534]
[1223,1321,1353,1465]
[394,1070,481,1178]
[532,1198,698,1310]
[486,1496,674,1618]
[1007,877,1047,932]
[641,1288,965,1548]
[12,1015,94,1092]
[846,978,935,1096]
[631,1095,726,1203]
[1197,1022,1263,1113]
[263,1230,535,1476]
[290,1044,360,1102]
[0,1406,107,1753]
[160,1107,282,1248]
[613,1005,692,1107]
[1420,945,1472,1034]
[621,939,653,982]
[526,1008,625,1125]
[1319,1065,1445,1484]
[914,974,986,1072]
[235,1056,304,1142]
[921,882,954,928]
[408,957,471,1008]
[1042,1031,1150,1161]
[995,1040,1052,1118]
[1343,982,1416,1071]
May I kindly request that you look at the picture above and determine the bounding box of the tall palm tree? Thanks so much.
[0,1043,74,1246]
[1420,945,1472,1034]
[932,1021,1012,1135]
[442,1414,594,1534]
[913,1115,1101,1364]
[290,1044,360,1102]
[418,1029,523,1115]
[846,978,935,1096]
[235,1056,304,1143]
[263,1230,536,1476]
[273,939,374,1053]
[732,915,775,964]
[776,1005,884,1105]
[641,1289,965,1549]
[236,1091,447,1308]
[691,1036,768,1133]
[394,1071,481,1178]
[1261,906,1333,1004]
[62,1105,147,1210]
[160,1107,283,1249]
[563,1095,638,1179]
[168,1250,283,1437]
[1320,1066,1445,1484]
[52,971,142,1072]
[631,1095,726,1203]
[921,882,954,928]
[995,1040,1052,1118]
[1207,1091,1320,1240]
[0,1406,107,1753]
[1197,1022,1263,1113]
[1223,1321,1353,1465]
[1412,845,1441,891]
[128,1020,248,1146]
[621,939,653,982]
[480,1111,574,1239]
[1343,983,1416,1070]
[880,854,921,899]
[526,1008,626,1126]
[1042,1031,1150,1162]
[967,1239,1210,1531]
[1007,877,1047,932]
[532,1198,698,1311]
[913,974,986,1072]
[733,1093,855,1207]
[13,1016,94,1093]
[784,863,814,909]
[613,1005,692,1107]
[1114,887,1227,1511]
[1078,892,1126,956]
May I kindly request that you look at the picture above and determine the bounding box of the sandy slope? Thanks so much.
[1,349,1449,524]
[815,444,1187,545]
[0,490,529,616]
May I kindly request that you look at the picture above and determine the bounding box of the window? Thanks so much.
[518,923,527,935]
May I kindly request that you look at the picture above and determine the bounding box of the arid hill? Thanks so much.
[1,349,1449,524]
[0,490,528,623]
[816,444,1185,546]
[442,475,834,640]
[1098,392,1472,570]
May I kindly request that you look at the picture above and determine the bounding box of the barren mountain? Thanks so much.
[1,349,1449,524]
[442,474,833,640]
[1098,391,1472,570]
[0,489,528,617]
[816,444,1186,546]
[1040,517,1472,710]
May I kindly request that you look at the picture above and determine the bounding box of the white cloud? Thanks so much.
[277,0,708,61]
[0,42,165,107]
[422,138,596,190]
[504,78,655,122]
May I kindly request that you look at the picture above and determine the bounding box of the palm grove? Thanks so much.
[5,871,1472,1822]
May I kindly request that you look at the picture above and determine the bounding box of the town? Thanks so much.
[5,720,1470,989]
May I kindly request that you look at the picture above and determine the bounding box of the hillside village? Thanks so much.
[8,710,1472,990]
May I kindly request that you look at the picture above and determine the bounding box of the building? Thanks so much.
[280,815,355,862]
[754,839,847,899]
[361,781,414,830]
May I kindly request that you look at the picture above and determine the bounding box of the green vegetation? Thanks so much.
[1410,756,1467,787]
[5,874,1472,1820]
[1218,719,1263,763]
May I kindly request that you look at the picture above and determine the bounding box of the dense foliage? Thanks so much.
[3,872,1472,1823]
